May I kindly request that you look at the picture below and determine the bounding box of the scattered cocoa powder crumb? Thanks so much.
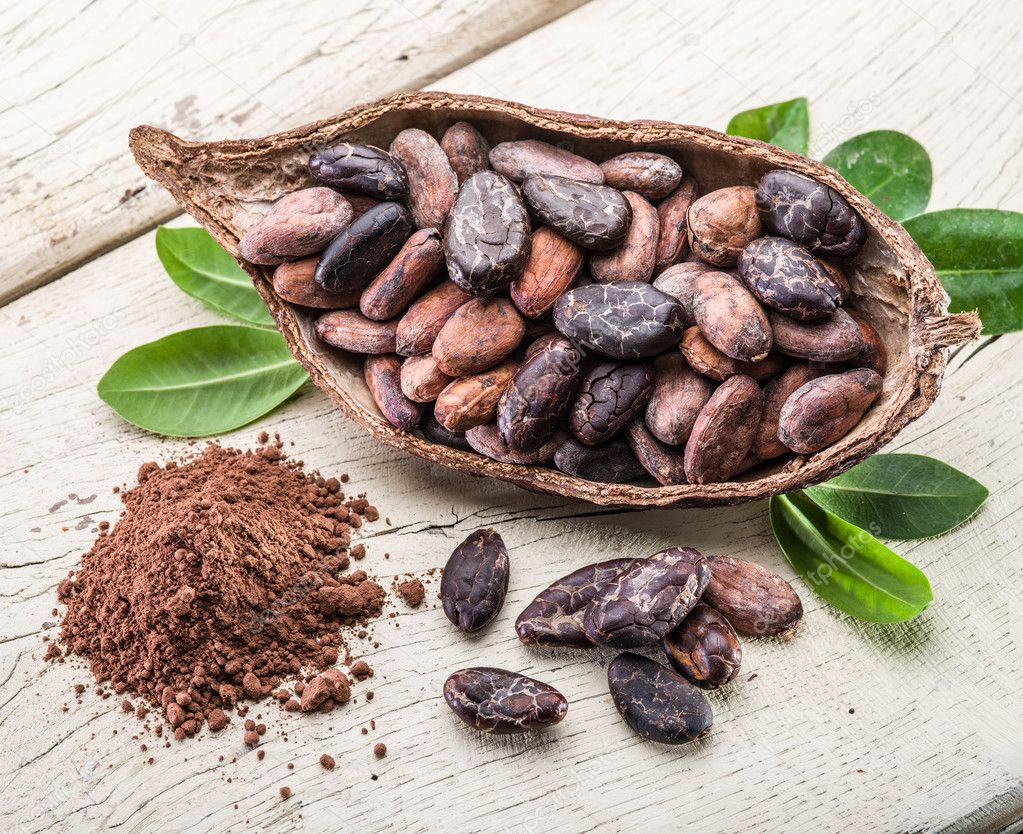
[373,743,387,758]
[244,730,259,747]
[351,544,367,560]
[394,578,425,608]
[257,431,269,444]
[257,750,265,761]
[319,754,335,770]
[350,661,373,680]
[279,786,293,800]
[287,763,294,770]
[73,684,86,695]
[365,691,374,701]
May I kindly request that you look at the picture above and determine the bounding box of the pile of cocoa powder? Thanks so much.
[51,437,387,739]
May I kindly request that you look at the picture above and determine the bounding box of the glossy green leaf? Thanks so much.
[904,209,1023,335]
[98,325,307,437]
[770,492,933,622]
[805,454,988,540]
[156,226,274,327]
[726,97,809,155]
[822,130,931,221]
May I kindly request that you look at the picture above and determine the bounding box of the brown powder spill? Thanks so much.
[393,577,426,608]
[53,440,385,738]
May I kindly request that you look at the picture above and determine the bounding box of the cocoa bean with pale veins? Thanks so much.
[522,175,631,251]
[652,261,715,320]
[691,270,772,361]
[703,555,803,637]
[769,308,865,362]
[272,259,360,309]
[845,309,887,374]
[589,191,658,284]
[753,363,827,460]
[395,281,472,356]
[389,128,458,229]
[600,151,683,200]
[441,529,510,633]
[489,139,604,184]
[738,236,844,321]
[679,327,788,382]
[364,355,422,431]
[688,186,762,267]
[645,353,714,446]
[308,143,408,200]
[441,121,491,185]
[625,419,687,485]
[239,188,353,265]
[434,361,518,432]
[684,375,764,484]
[510,227,584,318]
[421,414,473,451]
[360,228,445,321]
[570,361,654,445]
[432,298,525,376]
[399,355,452,403]
[654,177,699,274]
[778,368,882,454]
[465,424,564,465]
[443,668,567,734]
[316,310,397,354]
[662,603,742,689]
[315,202,413,293]
[553,438,647,483]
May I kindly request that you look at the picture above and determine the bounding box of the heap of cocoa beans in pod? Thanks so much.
[243,124,885,485]
[433,529,801,745]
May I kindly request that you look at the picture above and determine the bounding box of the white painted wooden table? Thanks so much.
[2,2,1022,832]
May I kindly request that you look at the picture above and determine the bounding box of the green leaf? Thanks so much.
[98,325,307,437]
[805,454,988,540]
[726,97,809,155]
[770,492,933,622]
[904,208,1023,335]
[822,130,932,221]
[156,226,274,327]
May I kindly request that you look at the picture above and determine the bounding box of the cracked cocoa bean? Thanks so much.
[846,309,887,374]
[420,413,473,451]
[645,353,714,446]
[490,139,603,184]
[553,282,686,359]
[515,558,636,646]
[441,121,491,185]
[600,151,683,201]
[314,202,413,293]
[625,419,687,485]
[395,281,472,356]
[654,177,699,274]
[679,327,788,382]
[308,143,408,200]
[691,269,773,361]
[465,424,564,465]
[661,603,742,689]
[589,191,658,284]
[443,668,567,734]
[778,368,882,454]
[440,528,510,632]
[434,360,518,432]
[607,652,713,744]
[755,169,866,258]
[703,555,802,637]
[316,310,397,354]
[769,308,865,362]
[360,227,445,321]
[389,128,458,229]
[522,175,631,251]
[684,375,764,484]
[364,354,422,431]
[569,361,654,445]
[432,297,525,376]
[444,171,531,296]
[239,188,353,265]
[552,438,646,483]
[399,354,452,403]
[687,186,762,267]
[272,258,360,309]
[738,236,845,321]
[510,227,584,318]
[582,547,710,647]
[753,363,826,460]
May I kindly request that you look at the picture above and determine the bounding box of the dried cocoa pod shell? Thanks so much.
[315,202,413,293]
[702,555,802,637]
[498,336,583,453]
[769,307,865,362]
[444,171,531,296]
[395,281,472,356]
[465,424,564,465]
[434,360,518,432]
[515,558,636,646]
[589,191,658,284]
[600,151,683,200]
[389,128,458,229]
[661,603,742,689]
[360,228,444,321]
[399,354,452,403]
[441,121,491,185]
[653,261,715,320]
[845,309,888,374]
[691,269,772,361]
[510,227,584,318]
[654,177,699,274]
[645,353,714,446]
[239,187,353,265]
[489,139,603,183]
[553,438,646,484]
[679,327,787,382]
[272,258,360,309]
[684,375,764,484]
[308,143,408,200]
[753,363,827,460]
[522,175,631,251]
[756,169,866,258]
[420,414,473,452]
[364,354,422,431]
[443,667,567,734]
[316,310,397,354]
[441,528,510,632]
[432,297,525,376]
[738,236,845,321]
[625,419,687,485]
[778,368,882,454]
[687,186,762,267]
[583,547,710,648]
[569,361,654,445]
[607,652,713,744]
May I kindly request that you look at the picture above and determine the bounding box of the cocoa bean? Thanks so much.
[625,419,687,485]
[441,528,510,632]
[343,193,382,218]
[314,202,413,293]
[569,361,654,445]
[272,258,360,309]
[777,368,882,453]
[691,269,772,361]
[316,310,397,354]
[399,354,452,403]
[420,413,473,452]
[443,668,567,734]
[308,143,408,200]
[432,298,525,376]
[846,309,887,374]
[589,191,658,284]
[684,375,764,484]
[645,353,714,446]
[238,188,353,265]
[769,307,864,362]
[389,128,458,229]
[738,236,844,321]
[652,260,716,320]
[395,281,472,356]
[441,121,491,185]
[687,186,762,267]
[661,604,741,690]
[510,227,584,318]
[753,363,827,460]
[522,175,632,251]
[434,360,518,432]
[489,139,603,184]
[679,327,788,382]
[465,424,563,465]
[600,152,683,200]
[703,555,802,637]
[364,355,422,431]
[654,177,699,274]
[359,228,444,321]
[553,438,647,483]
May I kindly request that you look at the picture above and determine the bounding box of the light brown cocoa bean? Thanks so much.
[691,270,772,361]
[625,419,687,485]
[389,128,458,229]
[753,363,827,460]
[441,121,491,185]
[687,186,762,267]
[434,361,518,432]
[778,368,882,454]
[510,227,584,318]
[845,309,887,374]
[600,152,683,200]
[489,140,603,183]
[684,375,764,484]
[769,308,865,362]
[400,355,453,403]
[465,424,564,465]
[359,228,445,321]
[272,258,360,309]
[703,555,802,637]
[645,353,714,446]
[432,298,525,376]
[652,261,715,320]
[654,177,699,274]
[364,354,422,431]
[679,327,787,382]
[316,310,397,354]
[589,191,658,284]
[238,188,353,265]
[395,282,472,356]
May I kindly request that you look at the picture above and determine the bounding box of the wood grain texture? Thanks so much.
[1,0,1022,831]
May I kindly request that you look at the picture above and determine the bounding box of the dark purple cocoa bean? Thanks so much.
[684,375,764,484]
[607,652,713,744]
[364,354,422,431]
[522,175,631,251]
[360,228,445,321]
[440,529,510,632]
[753,363,827,460]
[395,281,472,356]
[769,308,865,362]
[582,547,710,648]
[600,152,683,201]
[465,424,564,465]
[687,186,762,267]
[777,368,882,453]
[589,191,658,284]
[515,558,636,646]
[389,128,458,229]
[272,258,360,309]
[443,667,567,734]
[553,438,646,484]
[703,555,802,637]
[490,140,603,184]
[315,202,413,293]
[420,413,473,451]
[691,269,773,362]
[738,236,844,321]
[316,310,397,354]
[661,603,742,689]
[645,353,713,446]
[654,177,699,274]
[441,121,491,185]
[845,309,887,374]
[239,188,353,265]
[569,361,654,445]
[625,419,687,485]
[309,143,408,200]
